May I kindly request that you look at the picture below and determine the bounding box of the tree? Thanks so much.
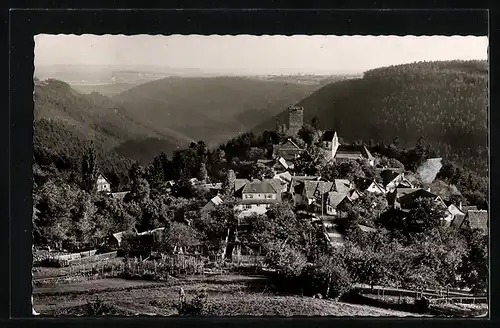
[459,230,488,294]
[197,163,208,183]
[81,140,98,194]
[311,116,320,130]
[405,197,447,237]
[298,124,317,146]
[160,222,200,253]
[247,147,267,161]
[250,162,274,180]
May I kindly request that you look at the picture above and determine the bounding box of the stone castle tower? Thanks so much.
[285,106,304,136]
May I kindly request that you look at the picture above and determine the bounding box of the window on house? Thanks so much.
[265,194,273,199]
[246,194,253,199]
[244,205,252,209]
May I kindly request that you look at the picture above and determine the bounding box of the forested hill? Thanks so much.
[112,76,320,146]
[34,79,188,186]
[253,60,488,174]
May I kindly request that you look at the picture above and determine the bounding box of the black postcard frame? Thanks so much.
[4,4,497,328]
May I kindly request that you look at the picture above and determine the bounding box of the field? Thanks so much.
[32,255,427,318]
[33,274,426,317]
[32,255,488,317]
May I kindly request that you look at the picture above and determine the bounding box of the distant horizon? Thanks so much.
[34,35,488,76]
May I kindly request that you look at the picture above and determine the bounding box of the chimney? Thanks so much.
[459,201,463,210]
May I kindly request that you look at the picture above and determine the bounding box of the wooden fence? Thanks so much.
[61,251,118,267]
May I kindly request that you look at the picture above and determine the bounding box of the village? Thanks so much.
[32,105,488,317]
[93,106,487,252]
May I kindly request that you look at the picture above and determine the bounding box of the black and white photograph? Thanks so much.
[32,34,488,317]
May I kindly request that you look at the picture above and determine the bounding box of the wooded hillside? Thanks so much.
[253,60,488,174]
[112,76,320,146]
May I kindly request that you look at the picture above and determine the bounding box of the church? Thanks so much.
[275,105,375,166]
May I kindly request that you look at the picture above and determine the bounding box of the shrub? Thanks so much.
[176,290,209,316]
[264,242,307,278]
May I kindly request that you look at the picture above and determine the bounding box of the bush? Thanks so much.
[264,243,307,278]
[176,290,209,316]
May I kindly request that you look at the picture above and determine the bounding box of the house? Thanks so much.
[257,157,290,174]
[320,130,341,159]
[354,177,386,195]
[324,184,361,216]
[201,195,224,216]
[397,188,446,210]
[97,174,111,193]
[417,158,443,185]
[444,202,466,227]
[234,179,281,218]
[333,144,376,166]
[273,171,293,190]
[294,179,351,208]
[457,210,488,234]
[380,170,407,193]
[272,138,304,161]
[234,178,251,196]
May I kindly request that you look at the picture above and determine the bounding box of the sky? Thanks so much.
[34,34,489,75]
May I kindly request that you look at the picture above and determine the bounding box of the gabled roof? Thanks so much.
[321,130,337,142]
[461,210,488,232]
[451,213,467,229]
[274,171,292,184]
[398,188,440,208]
[417,158,443,185]
[234,179,251,193]
[447,204,465,217]
[327,191,348,208]
[380,170,403,187]
[335,145,374,161]
[263,178,285,192]
[97,173,110,183]
[334,179,351,194]
[303,181,334,199]
[111,191,130,201]
[242,180,277,194]
[112,231,126,243]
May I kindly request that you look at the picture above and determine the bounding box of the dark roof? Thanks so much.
[334,179,351,194]
[321,131,337,142]
[263,179,285,192]
[398,189,440,208]
[242,181,277,194]
[380,170,402,187]
[234,179,250,193]
[327,191,348,208]
[301,181,334,199]
[461,210,488,232]
[451,214,467,229]
[335,145,374,161]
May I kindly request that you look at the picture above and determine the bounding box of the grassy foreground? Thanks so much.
[33,274,423,317]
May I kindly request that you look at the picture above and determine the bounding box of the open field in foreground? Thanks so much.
[33,275,427,317]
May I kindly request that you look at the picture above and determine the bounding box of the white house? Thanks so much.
[97,174,111,193]
[234,180,280,218]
